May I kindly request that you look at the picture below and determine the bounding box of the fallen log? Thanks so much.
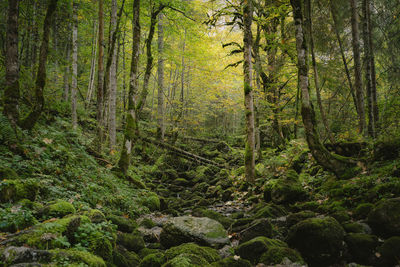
[142,137,225,168]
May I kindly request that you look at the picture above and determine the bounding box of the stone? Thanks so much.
[235,236,287,264]
[367,197,400,237]
[239,218,272,243]
[345,233,378,265]
[160,216,229,248]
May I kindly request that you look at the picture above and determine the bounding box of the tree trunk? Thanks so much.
[137,4,164,113]
[180,29,186,119]
[63,43,70,102]
[349,0,366,134]
[306,0,334,143]
[330,0,358,115]
[71,1,78,129]
[109,0,118,149]
[290,0,357,179]
[86,20,97,106]
[96,0,105,149]
[3,0,20,127]
[243,0,255,182]
[118,0,140,174]
[20,0,58,130]
[157,12,165,139]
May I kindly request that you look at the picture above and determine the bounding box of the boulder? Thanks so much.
[139,252,166,267]
[259,247,304,265]
[117,231,145,252]
[378,236,400,267]
[211,256,252,267]
[235,236,287,264]
[367,197,400,237]
[287,217,345,266]
[345,233,378,265]
[165,243,220,263]
[160,216,229,248]
[1,246,51,265]
[113,245,141,267]
[239,218,272,243]
[107,214,137,233]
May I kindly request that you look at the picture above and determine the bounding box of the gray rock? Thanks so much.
[2,247,51,265]
[160,216,229,248]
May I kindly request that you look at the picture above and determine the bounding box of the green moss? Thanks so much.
[117,231,145,252]
[235,236,287,264]
[139,248,161,258]
[47,200,76,218]
[107,214,137,233]
[140,218,156,229]
[353,203,374,219]
[92,237,113,262]
[342,222,364,233]
[113,245,141,267]
[165,243,220,263]
[139,252,167,267]
[51,248,106,266]
[0,166,19,180]
[259,247,304,265]
[244,82,252,95]
[286,211,316,227]
[345,233,378,265]
[0,179,39,203]
[287,217,345,266]
[210,256,252,267]
[140,193,160,211]
[162,253,210,267]
[330,210,351,223]
[254,203,287,219]
[378,236,400,266]
[84,209,106,223]
[367,197,400,237]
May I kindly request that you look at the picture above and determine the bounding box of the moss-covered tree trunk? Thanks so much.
[3,0,20,127]
[243,0,255,182]
[290,0,358,179]
[71,1,78,129]
[118,0,141,174]
[20,0,58,130]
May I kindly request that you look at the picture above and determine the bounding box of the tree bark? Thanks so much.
[71,1,78,129]
[136,4,164,113]
[20,0,58,130]
[290,0,357,179]
[3,0,20,127]
[349,0,366,134]
[63,43,70,102]
[109,0,118,149]
[96,0,105,149]
[86,20,97,106]
[157,12,165,139]
[243,0,255,182]
[306,0,334,143]
[118,0,140,174]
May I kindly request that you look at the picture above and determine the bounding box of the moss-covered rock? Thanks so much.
[162,253,210,267]
[0,179,39,203]
[345,233,378,265]
[330,210,351,223]
[378,236,400,266]
[1,246,52,265]
[139,248,162,258]
[139,252,167,267]
[253,203,287,219]
[140,193,161,211]
[160,216,229,248]
[259,247,304,265]
[117,231,145,252]
[342,222,365,233]
[286,211,316,227]
[367,197,400,237]
[234,236,287,264]
[210,256,252,267]
[139,218,156,229]
[192,208,233,229]
[51,248,107,266]
[353,203,374,220]
[113,245,141,267]
[165,243,220,263]
[107,214,137,233]
[239,218,272,243]
[46,200,76,218]
[287,217,345,266]
[84,209,106,223]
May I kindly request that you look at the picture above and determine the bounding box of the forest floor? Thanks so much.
[1,115,400,267]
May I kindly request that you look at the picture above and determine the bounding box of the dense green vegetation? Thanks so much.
[1,0,400,266]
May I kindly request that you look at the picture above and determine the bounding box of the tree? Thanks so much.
[243,0,255,182]
[290,0,357,178]
[3,0,20,127]
[20,0,58,130]
[109,0,118,149]
[118,0,140,174]
[157,12,165,139]
[349,0,366,134]
[96,0,105,149]
[71,1,78,129]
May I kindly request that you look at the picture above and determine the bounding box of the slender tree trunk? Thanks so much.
[20,0,58,130]
[3,0,20,127]
[118,0,140,174]
[122,29,127,123]
[330,0,358,115]
[253,25,262,158]
[157,12,165,139]
[96,0,105,149]
[86,20,98,106]
[291,0,357,179]
[137,4,164,113]
[180,29,186,119]
[109,0,118,149]
[52,20,58,87]
[243,0,255,182]
[349,0,366,134]
[63,43,70,102]
[306,0,334,143]
[71,2,78,129]
[31,1,38,77]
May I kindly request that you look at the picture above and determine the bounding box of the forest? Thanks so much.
[0,0,400,266]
